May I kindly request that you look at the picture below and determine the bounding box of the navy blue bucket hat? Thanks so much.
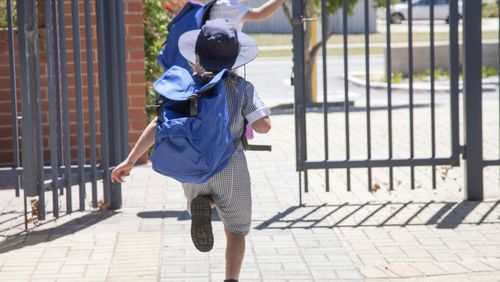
[178,18,258,72]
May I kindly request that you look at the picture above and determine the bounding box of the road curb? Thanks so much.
[345,73,498,93]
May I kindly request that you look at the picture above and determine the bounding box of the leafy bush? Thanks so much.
[482,66,498,77]
[144,0,170,122]
[416,68,450,81]
[0,0,16,29]
[373,0,401,9]
[382,67,498,83]
[384,72,404,83]
[483,3,499,18]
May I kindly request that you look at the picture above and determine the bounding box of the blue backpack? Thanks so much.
[150,66,234,184]
[157,0,216,71]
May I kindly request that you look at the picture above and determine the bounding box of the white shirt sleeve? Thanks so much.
[245,106,271,125]
[241,81,270,124]
[209,1,251,30]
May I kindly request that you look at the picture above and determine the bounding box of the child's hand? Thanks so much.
[251,117,271,134]
[111,160,135,183]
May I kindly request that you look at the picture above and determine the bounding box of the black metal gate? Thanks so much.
[1,0,128,228]
[292,0,499,201]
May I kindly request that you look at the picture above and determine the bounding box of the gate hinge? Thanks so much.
[292,17,318,25]
[460,145,467,159]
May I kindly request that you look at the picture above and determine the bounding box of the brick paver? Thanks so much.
[253,99,500,282]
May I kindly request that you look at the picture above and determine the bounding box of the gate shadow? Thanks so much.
[254,200,500,230]
[0,210,118,255]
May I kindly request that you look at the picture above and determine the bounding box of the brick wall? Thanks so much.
[0,0,147,166]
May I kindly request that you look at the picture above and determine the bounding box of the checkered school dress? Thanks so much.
[182,73,270,236]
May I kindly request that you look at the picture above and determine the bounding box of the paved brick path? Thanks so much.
[0,93,499,281]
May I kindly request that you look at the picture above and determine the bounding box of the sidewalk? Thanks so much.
[0,121,361,281]
[0,89,499,281]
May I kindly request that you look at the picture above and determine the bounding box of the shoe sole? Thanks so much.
[190,196,213,252]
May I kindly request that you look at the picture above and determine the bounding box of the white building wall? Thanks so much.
[241,0,377,34]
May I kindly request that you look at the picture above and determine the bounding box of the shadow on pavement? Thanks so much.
[0,211,26,234]
[254,200,500,230]
[0,210,118,255]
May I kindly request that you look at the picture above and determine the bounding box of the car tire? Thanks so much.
[391,13,403,24]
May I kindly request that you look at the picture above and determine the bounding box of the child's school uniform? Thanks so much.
[182,73,269,236]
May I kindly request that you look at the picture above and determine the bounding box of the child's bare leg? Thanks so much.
[224,227,245,280]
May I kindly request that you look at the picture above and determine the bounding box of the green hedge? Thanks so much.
[483,3,499,18]
[144,0,171,122]
[0,0,16,29]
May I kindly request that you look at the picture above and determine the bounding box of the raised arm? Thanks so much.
[242,0,285,22]
[111,118,157,183]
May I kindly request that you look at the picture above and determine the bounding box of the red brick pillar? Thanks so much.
[124,0,148,164]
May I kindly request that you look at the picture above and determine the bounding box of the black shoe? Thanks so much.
[224,280,238,282]
[190,196,214,252]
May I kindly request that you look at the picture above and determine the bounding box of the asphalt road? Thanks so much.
[246,56,499,108]
[376,18,500,33]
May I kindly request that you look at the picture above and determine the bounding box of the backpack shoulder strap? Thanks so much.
[167,1,203,30]
[197,70,228,92]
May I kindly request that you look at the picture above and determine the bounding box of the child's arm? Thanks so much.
[111,118,158,183]
[242,82,271,134]
[243,0,285,22]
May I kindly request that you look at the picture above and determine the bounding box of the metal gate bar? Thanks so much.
[70,0,86,212]
[4,0,128,223]
[463,0,483,200]
[293,0,469,197]
[385,0,394,191]
[430,0,436,189]
[342,0,351,191]
[321,0,329,192]
[57,0,74,214]
[34,1,46,220]
[84,0,99,209]
[104,0,127,208]
[51,0,63,197]
[96,0,112,205]
[364,0,372,193]
[6,0,20,198]
[296,0,499,200]
[449,0,460,167]
[292,0,307,186]
[408,0,415,190]
[44,0,59,218]
[116,0,129,162]
[303,157,456,170]
[17,0,45,219]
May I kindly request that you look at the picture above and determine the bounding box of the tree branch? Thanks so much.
[309,31,334,58]
[282,1,293,26]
